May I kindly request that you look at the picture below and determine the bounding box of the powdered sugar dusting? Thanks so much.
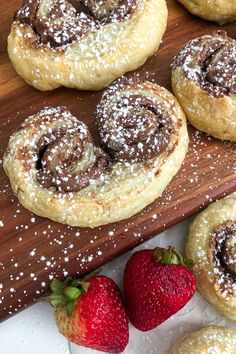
[14,0,137,48]
[172,31,236,97]
[1,120,236,319]
[96,79,175,163]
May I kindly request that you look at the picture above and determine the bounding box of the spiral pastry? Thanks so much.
[96,85,173,163]
[186,198,236,322]
[168,326,236,354]
[35,111,109,193]
[171,31,236,141]
[3,82,188,227]
[178,0,236,24]
[7,0,168,91]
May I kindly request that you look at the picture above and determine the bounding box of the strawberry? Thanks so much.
[123,247,196,331]
[48,275,129,353]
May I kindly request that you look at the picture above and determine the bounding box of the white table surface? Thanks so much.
[1,215,236,354]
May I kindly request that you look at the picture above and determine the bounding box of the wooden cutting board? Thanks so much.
[0,0,236,322]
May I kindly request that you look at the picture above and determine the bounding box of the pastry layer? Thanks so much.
[3,82,188,227]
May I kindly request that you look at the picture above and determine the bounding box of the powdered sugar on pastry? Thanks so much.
[3,81,188,227]
[172,31,236,98]
[171,31,236,141]
[168,325,236,354]
[186,198,236,322]
[8,0,168,90]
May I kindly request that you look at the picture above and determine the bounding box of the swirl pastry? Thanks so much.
[3,82,188,227]
[168,326,236,354]
[178,0,236,24]
[186,197,236,322]
[171,31,236,141]
[7,0,168,91]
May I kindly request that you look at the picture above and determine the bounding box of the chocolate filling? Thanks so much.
[96,93,173,163]
[14,0,136,47]
[32,87,174,192]
[172,31,236,98]
[210,222,236,295]
[36,113,109,192]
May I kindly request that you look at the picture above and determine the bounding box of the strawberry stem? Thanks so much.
[48,276,90,317]
[48,269,101,316]
[153,247,194,268]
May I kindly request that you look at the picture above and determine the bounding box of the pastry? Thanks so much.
[168,326,236,354]
[171,31,236,141]
[178,0,236,24]
[186,197,236,322]
[3,81,188,227]
[8,0,168,91]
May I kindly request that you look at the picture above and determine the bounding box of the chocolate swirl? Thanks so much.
[172,31,236,98]
[210,222,236,295]
[14,0,136,47]
[96,90,173,163]
[35,107,109,192]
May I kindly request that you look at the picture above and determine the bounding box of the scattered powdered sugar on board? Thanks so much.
[0,123,236,320]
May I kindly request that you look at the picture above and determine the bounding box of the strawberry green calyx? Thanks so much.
[153,247,194,268]
[48,277,89,317]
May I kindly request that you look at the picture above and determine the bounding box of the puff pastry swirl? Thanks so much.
[178,0,236,24]
[168,326,236,354]
[186,197,236,322]
[3,82,188,227]
[8,0,168,91]
[171,31,236,141]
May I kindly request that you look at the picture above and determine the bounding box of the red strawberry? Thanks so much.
[48,275,129,353]
[123,247,196,331]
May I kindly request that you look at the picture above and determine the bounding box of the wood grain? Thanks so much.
[0,0,236,322]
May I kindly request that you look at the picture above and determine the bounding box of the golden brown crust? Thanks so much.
[171,32,236,141]
[7,0,168,91]
[179,0,236,23]
[3,82,188,227]
[186,198,236,322]
[168,326,236,354]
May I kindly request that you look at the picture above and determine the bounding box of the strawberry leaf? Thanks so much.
[70,279,82,287]
[153,247,195,269]
[50,279,66,294]
[81,283,89,293]
[49,294,68,308]
[64,277,73,286]
[161,250,173,264]
[48,275,91,317]
[66,302,75,317]
[64,286,81,300]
